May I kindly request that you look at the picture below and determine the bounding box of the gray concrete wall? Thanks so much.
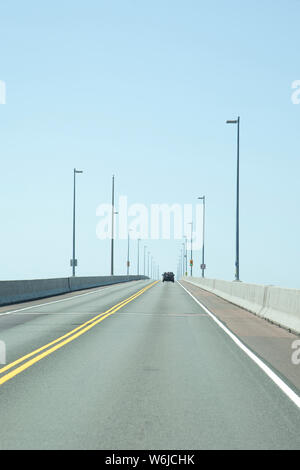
[184,277,300,335]
[0,275,148,307]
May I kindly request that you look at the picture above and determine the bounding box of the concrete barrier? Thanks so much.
[0,275,149,307]
[68,275,147,292]
[183,277,300,334]
[213,279,267,316]
[0,278,70,305]
[260,287,300,334]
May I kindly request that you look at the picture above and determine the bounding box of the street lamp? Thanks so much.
[226,116,240,281]
[110,174,118,276]
[189,222,193,276]
[183,235,188,276]
[198,196,206,278]
[182,244,185,278]
[127,229,133,275]
[71,168,83,277]
[111,174,115,275]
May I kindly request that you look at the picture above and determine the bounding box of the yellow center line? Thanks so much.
[0,281,158,385]
[0,282,155,376]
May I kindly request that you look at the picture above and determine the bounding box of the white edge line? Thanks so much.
[0,281,146,318]
[178,281,300,410]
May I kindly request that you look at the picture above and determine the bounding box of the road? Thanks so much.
[0,279,299,450]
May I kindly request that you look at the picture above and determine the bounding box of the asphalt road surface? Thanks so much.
[0,279,299,450]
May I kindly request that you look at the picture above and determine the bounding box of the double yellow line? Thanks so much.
[0,281,158,386]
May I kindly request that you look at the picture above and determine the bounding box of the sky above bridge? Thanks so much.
[0,0,299,287]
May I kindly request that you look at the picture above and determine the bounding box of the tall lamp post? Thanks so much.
[182,244,185,278]
[111,175,115,275]
[198,196,206,278]
[184,235,188,276]
[127,229,133,275]
[189,222,193,276]
[226,116,240,281]
[71,168,83,277]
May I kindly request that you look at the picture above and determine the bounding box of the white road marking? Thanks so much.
[0,281,146,318]
[2,312,111,316]
[117,312,207,317]
[178,281,300,410]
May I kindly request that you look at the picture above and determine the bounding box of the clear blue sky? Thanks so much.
[0,0,299,287]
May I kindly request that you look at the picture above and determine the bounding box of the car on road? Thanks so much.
[162,272,175,282]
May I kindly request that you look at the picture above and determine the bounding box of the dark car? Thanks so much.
[162,272,175,282]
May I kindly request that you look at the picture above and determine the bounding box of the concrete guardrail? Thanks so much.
[0,275,149,307]
[183,277,300,335]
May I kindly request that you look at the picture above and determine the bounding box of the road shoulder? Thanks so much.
[180,280,300,393]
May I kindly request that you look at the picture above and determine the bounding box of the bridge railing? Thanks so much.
[183,277,300,335]
[0,275,149,307]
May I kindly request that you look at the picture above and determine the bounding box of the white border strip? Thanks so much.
[178,281,300,409]
[0,281,146,318]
